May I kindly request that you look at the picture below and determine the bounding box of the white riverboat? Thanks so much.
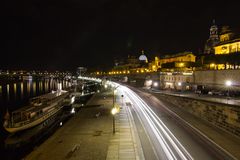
[3,89,69,133]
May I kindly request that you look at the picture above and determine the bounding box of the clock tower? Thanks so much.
[204,20,219,54]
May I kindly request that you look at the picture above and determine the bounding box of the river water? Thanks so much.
[0,77,99,160]
[0,78,72,153]
[0,78,72,112]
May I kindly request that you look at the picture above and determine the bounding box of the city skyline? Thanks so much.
[3,0,239,71]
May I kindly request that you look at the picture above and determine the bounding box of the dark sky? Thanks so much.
[3,0,239,71]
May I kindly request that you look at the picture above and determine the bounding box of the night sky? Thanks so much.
[3,0,239,71]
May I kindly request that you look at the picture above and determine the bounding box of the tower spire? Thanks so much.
[213,19,215,25]
[203,20,219,54]
[209,20,218,39]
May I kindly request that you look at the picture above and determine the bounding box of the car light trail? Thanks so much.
[119,85,193,160]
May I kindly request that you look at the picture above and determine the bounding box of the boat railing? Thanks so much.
[8,104,63,128]
[11,92,68,116]
[7,92,69,128]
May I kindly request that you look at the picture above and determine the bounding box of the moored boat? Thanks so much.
[22,75,33,81]
[3,89,69,133]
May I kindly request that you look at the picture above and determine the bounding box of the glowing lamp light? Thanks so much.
[178,82,182,86]
[111,107,118,115]
[104,84,108,89]
[57,83,62,90]
[225,80,232,86]
[71,108,75,114]
[179,63,184,67]
[153,82,158,87]
[71,96,75,104]
[210,63,215,67]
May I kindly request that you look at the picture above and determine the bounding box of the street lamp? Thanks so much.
[111,107,118,134]
[112,85,119,134]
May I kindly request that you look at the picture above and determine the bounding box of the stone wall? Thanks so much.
[126,73,159,88]
[160,94,240,137]
[194,70,240,90]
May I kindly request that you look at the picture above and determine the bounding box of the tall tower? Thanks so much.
[204,20,219,54]
[209,19,219,42]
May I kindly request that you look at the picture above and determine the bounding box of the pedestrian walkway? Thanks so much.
[25,90,113,160]
[24,89,144,160]
[106,94,144,160]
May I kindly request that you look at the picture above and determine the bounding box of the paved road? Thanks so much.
[115,84,237,160]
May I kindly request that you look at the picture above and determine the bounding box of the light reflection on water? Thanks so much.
[0,79,71,112]
[13,83,17,99]
[20,82,24,99]
[7,84,10,101]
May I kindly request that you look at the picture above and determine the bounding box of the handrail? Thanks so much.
[8,105,63,128]
[7,94,68,128]
[11,93,69,114]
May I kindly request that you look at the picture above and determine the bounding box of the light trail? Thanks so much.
[118,85,193,160]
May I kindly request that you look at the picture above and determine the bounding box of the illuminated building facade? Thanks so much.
[154,52,196,90]
[206,26,240,70]
[214,26,240,55]
[201,24,240,70]
[148,57,160,72]
[154,52,196,72]
[159,52,195,64]
[160,71,193,90]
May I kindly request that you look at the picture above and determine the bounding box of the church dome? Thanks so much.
[139,50,148,63]
[139,54,147,61]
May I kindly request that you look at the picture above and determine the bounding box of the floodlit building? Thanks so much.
[160,71,194,90]
[153,51,196,72]
[214,26,240,55]
[203,25,240,70]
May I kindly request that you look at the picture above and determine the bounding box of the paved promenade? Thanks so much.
[106,93,144,160]
[25,89,143,160]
